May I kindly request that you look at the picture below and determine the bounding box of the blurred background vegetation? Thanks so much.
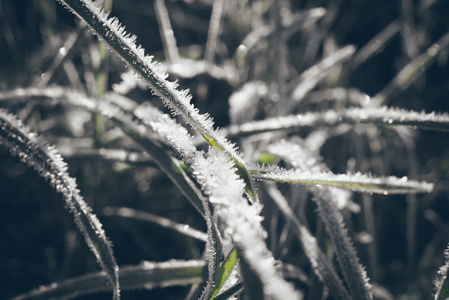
[1,0,449,299]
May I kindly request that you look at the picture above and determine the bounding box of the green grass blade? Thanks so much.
[210,248,238,299]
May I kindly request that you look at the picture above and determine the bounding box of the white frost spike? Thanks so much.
[0,109,120,300]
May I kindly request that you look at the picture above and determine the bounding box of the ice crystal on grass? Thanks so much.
[0,109,120,299]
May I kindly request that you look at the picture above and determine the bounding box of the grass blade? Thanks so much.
[251,166,433,194]
[210,248,238,299]
[223,107,449,139]
[0,109,120,299]
[13,260,206,300]
[102,206,208,242]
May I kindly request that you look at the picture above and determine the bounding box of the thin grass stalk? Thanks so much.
[270,0,290,107]
[346,20,400,73]
[396,127,420,277]
[209,248,238,299]
[102,206,208,242]
[37,24,86,87]
[400,0,419,59]
[204,0,225,64]
[93,0,112,147]
[154,0,180,63]
[289,45,356,104]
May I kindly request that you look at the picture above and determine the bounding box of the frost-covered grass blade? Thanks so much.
[251,166,433,194]
[223,107,449,139]
[0,109,120,300]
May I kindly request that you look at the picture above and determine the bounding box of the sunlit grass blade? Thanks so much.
[251,166,433,194]
[12,260,206,300]
[0,109,120,300]
[102,206,208,242]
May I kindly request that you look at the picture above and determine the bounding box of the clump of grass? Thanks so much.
[1,0,449,299]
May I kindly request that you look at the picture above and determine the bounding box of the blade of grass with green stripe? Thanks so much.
[210,248,238,299]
